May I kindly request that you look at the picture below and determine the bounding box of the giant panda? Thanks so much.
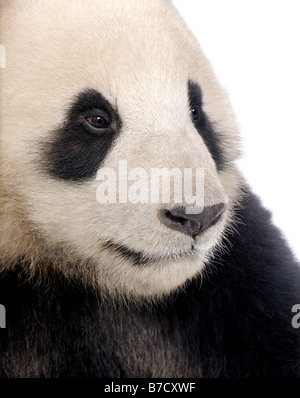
[0,0,299,378]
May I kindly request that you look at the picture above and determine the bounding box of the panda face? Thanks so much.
[0,0,241,300]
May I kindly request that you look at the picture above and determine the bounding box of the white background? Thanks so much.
[173,0,300,261]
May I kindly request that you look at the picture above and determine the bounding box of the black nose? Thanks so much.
[159,203,226,237]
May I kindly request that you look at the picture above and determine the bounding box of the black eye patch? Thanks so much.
[40,89,121,181]
[188,80,225,171]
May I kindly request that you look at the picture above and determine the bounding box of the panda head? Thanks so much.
[0,0,241,300]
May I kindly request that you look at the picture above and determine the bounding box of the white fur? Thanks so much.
[0,0,242,300]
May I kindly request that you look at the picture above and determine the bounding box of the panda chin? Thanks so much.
[101,240,199,266]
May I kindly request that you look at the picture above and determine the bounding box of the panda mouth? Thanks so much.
[101,240,198,266]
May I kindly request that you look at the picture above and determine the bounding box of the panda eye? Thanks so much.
[86,115,109,129]
[190,105,201,121]
[82,108,113,135]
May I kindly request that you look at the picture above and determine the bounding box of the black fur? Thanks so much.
[0,188,299,377]
[41,82,225,182]
[41,89,122,181]
[188,80,225,171]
